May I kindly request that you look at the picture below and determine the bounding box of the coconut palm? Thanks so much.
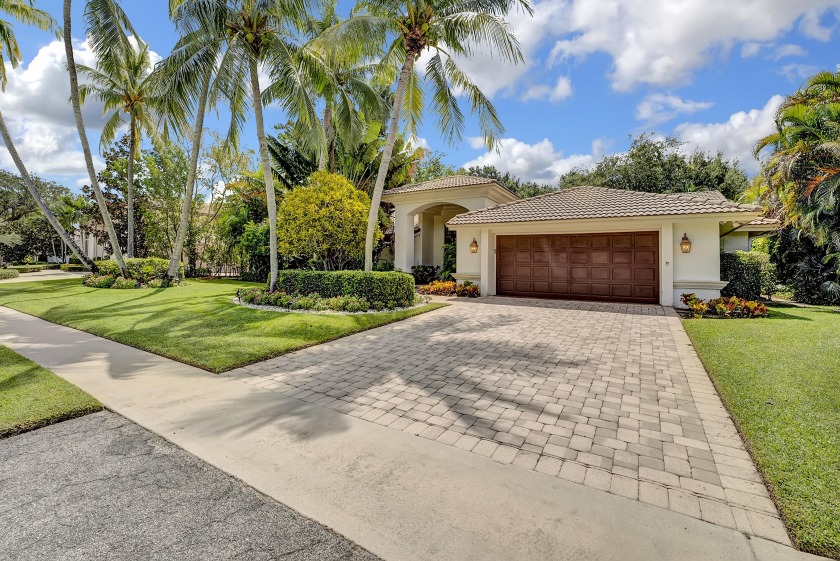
[299,1,387,172]
[78,39,162,257]
[0,0,93,269]
[168,0,324,290]
[63,0,136,273]
[322,0,531,270]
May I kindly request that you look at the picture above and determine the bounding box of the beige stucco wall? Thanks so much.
[721,231,750,253]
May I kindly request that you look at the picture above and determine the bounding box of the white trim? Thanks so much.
[448,211,762,231]
[674,280,728,290]
[452,273,481,283]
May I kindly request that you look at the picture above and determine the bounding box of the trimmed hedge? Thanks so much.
[96,257,184,282]
[721,251,776,301]
[0,269,20,280]
[60,264,87,272]
[11,264,60,273]
[274,270,415,308]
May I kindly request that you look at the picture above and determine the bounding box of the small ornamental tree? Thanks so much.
[277,172,381,270]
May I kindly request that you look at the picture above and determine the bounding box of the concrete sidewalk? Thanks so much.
[0,307,824,561]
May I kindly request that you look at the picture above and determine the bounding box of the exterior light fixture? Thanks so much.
[680,233,692,253]
[469,238,479,253]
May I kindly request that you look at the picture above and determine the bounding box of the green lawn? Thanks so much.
[0,345,102,438]
[683,304,840,559]
[0,279,444,373]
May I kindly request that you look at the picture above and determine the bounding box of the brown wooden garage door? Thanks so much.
[496,232,659,303]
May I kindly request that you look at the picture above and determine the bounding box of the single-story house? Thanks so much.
[381,175,775,307]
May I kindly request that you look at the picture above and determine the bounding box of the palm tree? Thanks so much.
[78,39,161,258]
[0,0,93,269]
[63,0,134,273]
[323,0,531,270]
[168,0,324,290]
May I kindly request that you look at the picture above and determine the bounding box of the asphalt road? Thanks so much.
[0,411,381,561]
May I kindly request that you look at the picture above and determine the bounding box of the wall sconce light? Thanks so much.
[680,233,692,253]
[469,238,479,253]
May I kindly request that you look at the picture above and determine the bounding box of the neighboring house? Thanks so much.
[382,176,772,307]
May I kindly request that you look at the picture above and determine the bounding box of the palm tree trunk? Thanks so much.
[319,104,332,171]
[126,115,136,258]
[0,109,94,270]
[168,70,211,280]
[364,52,416,271]
[63,0,127,274]
[249,55,279,291]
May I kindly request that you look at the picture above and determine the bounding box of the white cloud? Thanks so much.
[418,0,568,99]
[740,42,764,58]
[521,76,573,102]
[549,1,839,91]
[0,38,159,185]
[772,43,808,60]
[798,7,839,41]
[779,63,821,82]
[674,95,784,174]
[462,137,595,184]
[409,136,430,150]
[635,94,713,126]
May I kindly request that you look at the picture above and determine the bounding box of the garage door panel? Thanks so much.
[497,232,659,303]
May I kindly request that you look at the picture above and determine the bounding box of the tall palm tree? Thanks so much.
[0,0,93,269]
[169,0,324,290]
[78,39,161,257]
[324,0,531,270]
[64,0,134,273]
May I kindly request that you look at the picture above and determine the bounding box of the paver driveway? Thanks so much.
[233,297,789,544]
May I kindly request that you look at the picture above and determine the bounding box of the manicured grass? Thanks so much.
[683,304,840,558]
[0,279,444,373]
[0,345,102,438]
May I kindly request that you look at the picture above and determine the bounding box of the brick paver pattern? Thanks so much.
[232,297,790,545]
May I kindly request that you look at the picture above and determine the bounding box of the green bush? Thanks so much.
[11,264,60,273]
[0,269,20,280]
[411,265,439,284]
[82,274,116,288]
[274,270,415,308]
[721,251,776,300]
[96,258,183,282]
[111,276,138,289]
[236,287,376,312]
[60,264,87,272]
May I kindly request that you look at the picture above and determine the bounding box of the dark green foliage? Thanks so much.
[721,251,776,300]
[0,269,20,279]
[771,228,840,305]
[441,241,456,280]
[557,134,749,199]
[411,264,439,284]
[82,274,117,288]
[111,277,138,289]
[59,264,87,272]
[274,270,415,308]
[373,260,395,271]
[463,165,555,198]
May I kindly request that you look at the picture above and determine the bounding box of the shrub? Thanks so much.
[373,260,395,272]
[146,278,168,288]
[111,276,138,289]
[274,270,415,308]
[0,269,20,280]
[417,280,456,295]
[411,264,439,284]
[456,280,481,298]
[276,171,380,270]
[82,274,116,288]
[96,258,183,282]
[11,264,60,273]
[680,293,768,319]
[236,288,378,312]
[721,251,776,300]
[239,271,267,283]
[60,264,87,272]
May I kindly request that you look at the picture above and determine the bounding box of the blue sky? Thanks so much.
[3,0,840,190]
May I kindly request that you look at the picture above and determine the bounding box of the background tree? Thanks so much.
[78,37,162,257]
[276,171,380,270]
[557,134,749,199]
[464,165,554,198]
[326,0,532,270]
[0,0,92,268]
